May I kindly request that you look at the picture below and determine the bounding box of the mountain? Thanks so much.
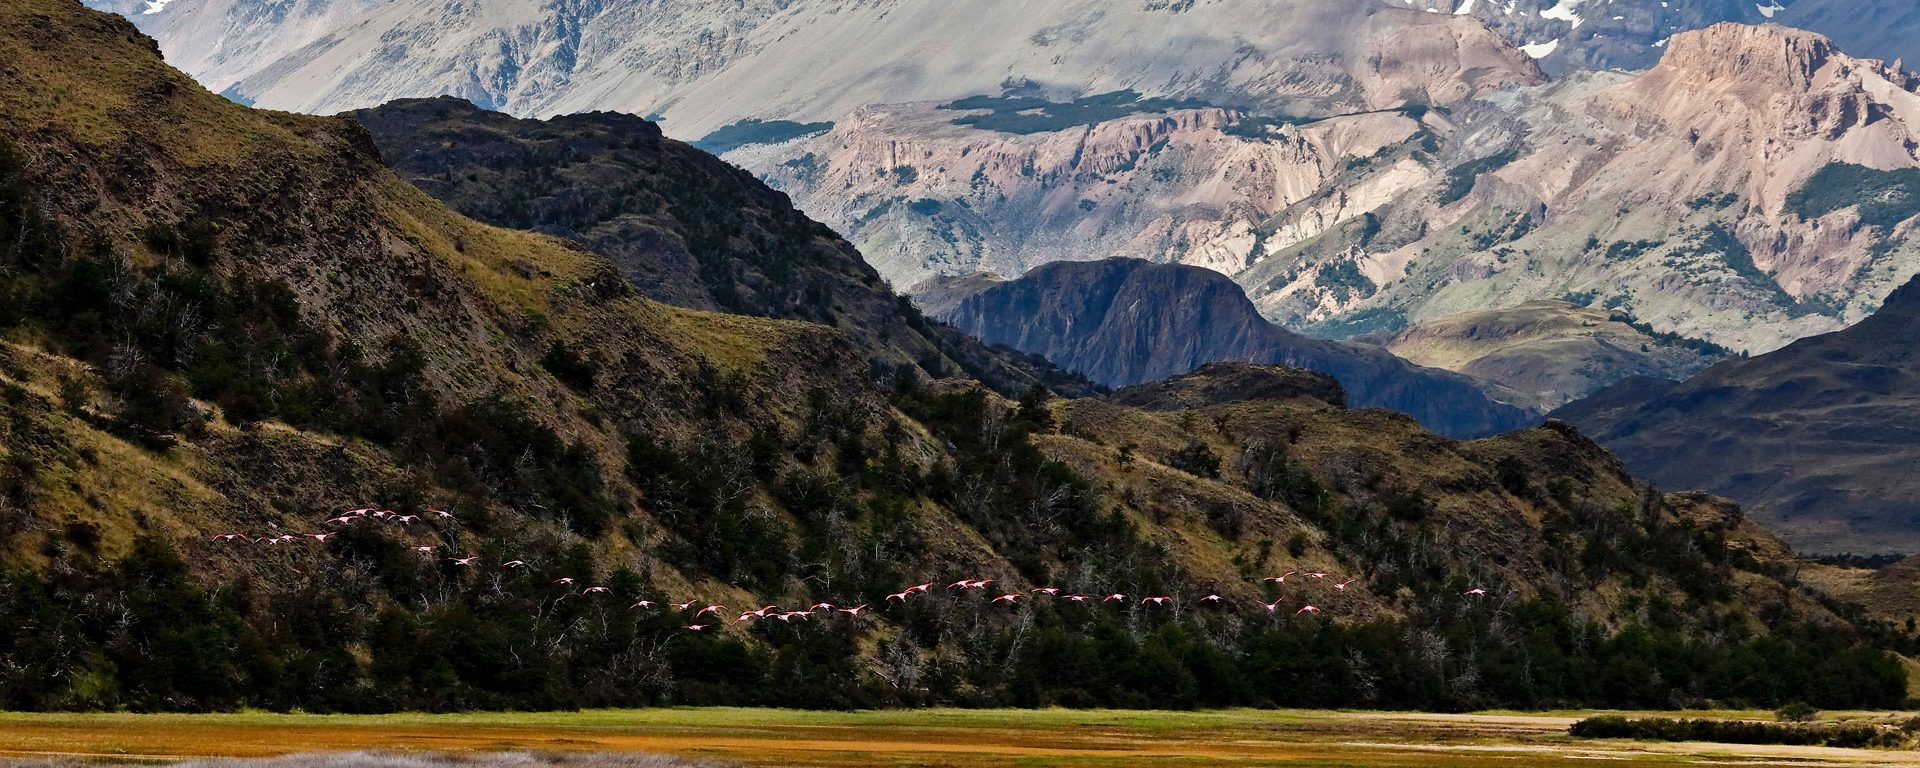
[1553,274,1920,555]
[915,258,1536,438]
[1372,300,1733,412]
[108,0,1540,134]
[344,96,1090,398]
[754,23,1920,362]
[2,0,1904,714]
[1387,0,1798,73]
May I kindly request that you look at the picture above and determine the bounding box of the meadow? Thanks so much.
[4,708,1920,767]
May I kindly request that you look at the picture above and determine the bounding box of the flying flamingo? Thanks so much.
[991,594,1021,604]
[306,533,336,542]
[685,624,711,631]
[553,577,577,586]
[838,604,869,616]
[1305,572,1329,579]
[783,612,810,621]
[1064,594,1092,603]
[1333,579,1358,592]
[947,579,974,590]
[1141,596,1171,607]
[733,613,757,625]
[1263,572,1296,584]
[1463,588,1488,597]
[211,533,247,542]
[431,509,455,520]
[1296,605,1321,616]
[672,600,697,611]
[502,560,527,569]
[1199,594,1224,604]
[886,591,912,603]
[809,603,836,612]
[1102,594,1126,603]
[1259,599,1284,613]
[908,583,933,594]
[695,604,727,617]
[325,516,354,525]
[449,556,478,566]
[395,515,420,525]
[630,600,657,610]
[582,587,611,596]
[1031,587,1061,596]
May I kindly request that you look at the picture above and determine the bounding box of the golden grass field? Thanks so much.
[4,708,1920,767]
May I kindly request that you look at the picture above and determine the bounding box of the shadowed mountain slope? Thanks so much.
[917,259,1536,438]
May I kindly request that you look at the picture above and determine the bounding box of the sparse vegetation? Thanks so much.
[941,90,1213,134]
[691,119,834,155]
[1786,163,1920,229]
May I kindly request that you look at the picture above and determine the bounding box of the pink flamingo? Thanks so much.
[695,604,727,617]
[553,577,577,586]
[449,556,478,566]
[1296,605,1321,616]
[1102,593,1126,603]
[212,533,247,542]
[1463,588,1488,597]
[1305,572,1329,579]
[503,560,527,569]
[412,545,434,554]
[1334,579,1358,592]
[908,583,933,594]
[306,533,336,542]
[1032,587,1061,596]
[582,587,611,596]
[1141,596,1172,607]
[1199,594,1225,604]
[991,594,1021,604]
[838,604,869,617]
[630,600,657,610]
[809,602,836,612]
[885,591,912,603]
[1260,599,1284,613]
[672,600,697,611]
[431,509,455,520]
[1263,572,1296,584]
[1064,594,1092,603]
[685,624,711,632]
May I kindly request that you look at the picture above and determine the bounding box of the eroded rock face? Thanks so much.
[916,258,1536,438]
[742,106,1434,290]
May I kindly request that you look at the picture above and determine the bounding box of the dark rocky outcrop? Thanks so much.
[918,258,1537,438]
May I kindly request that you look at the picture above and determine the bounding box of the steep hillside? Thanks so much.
[1374,300,1733,412]
[915,259,1536,438]
[1554,274,1920,555]
[346,96,1089,398]
[0,0,1904,714]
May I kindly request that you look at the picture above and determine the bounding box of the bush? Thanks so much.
[1777,702,1819,723]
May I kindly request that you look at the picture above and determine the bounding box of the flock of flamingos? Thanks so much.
[211,506,1492,631]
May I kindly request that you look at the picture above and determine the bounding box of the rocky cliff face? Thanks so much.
[1779,0,1920,74]
[1239,23,1920,355]
[1553,274,1920,554]
[917,259,1536,438]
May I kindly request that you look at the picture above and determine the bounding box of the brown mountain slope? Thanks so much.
[1554,275,1920,555]
[0,0,1903,714]
[345,97,1091,398]
[915,258,1536,439]
[1374,301,1734,412]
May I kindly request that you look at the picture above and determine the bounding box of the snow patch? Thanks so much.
[1756,1,1784,18]
[1454,0,1476,15]
[140,0,172,14]
[1540,0,1584,29]
[1520,38,1561,58]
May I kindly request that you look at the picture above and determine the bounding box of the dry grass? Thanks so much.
[1,752,723,768]
[6,708,1920,768]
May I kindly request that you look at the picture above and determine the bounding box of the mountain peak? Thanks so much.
[1658,23,1841,91]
